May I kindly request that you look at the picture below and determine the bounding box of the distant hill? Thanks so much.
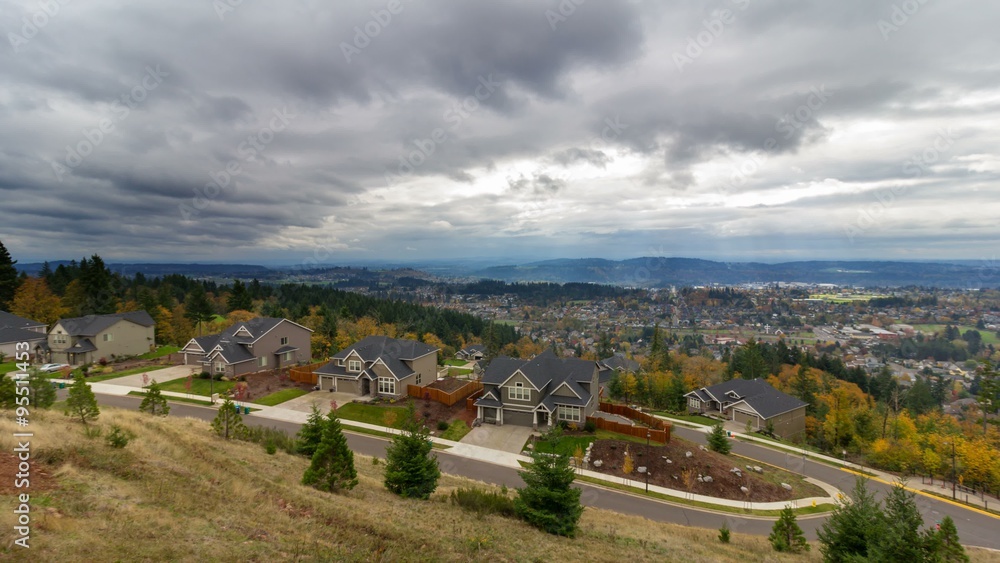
[473,257,994,288]
[17,261,272,278]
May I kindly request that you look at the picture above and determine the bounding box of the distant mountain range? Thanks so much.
[470,258,996,288]
[16,258,996,288]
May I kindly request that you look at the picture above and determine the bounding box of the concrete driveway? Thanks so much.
[100,364,199,387]
[461,424,534,454]
[280,390,371,415]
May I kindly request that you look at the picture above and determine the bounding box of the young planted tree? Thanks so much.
[65,372,100,430]
[211,398,247,440]
[27,370,56,409]
[769,505,810,553]
[870,481,926,563]
[139,380,170,416]
[297,404,325,457]
[929,516,969,563]
[302,410,357,492]
[818,476,883,562]
[514,430,584,537]
[707,423,731,454]
[383,403,440,499]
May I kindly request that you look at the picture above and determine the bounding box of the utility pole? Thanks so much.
[951,441,957,500]
[645,431,651,493]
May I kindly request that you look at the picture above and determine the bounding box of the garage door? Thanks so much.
[504,409,534,427]
[733,409,760,430]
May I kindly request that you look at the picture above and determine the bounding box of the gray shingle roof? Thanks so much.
[0,327,48,345]
[477,350,598,409]
[600,354,640,373]
[207,339,256,364]
[56,311,155,336]
[66,338,98,353]
[316,336,438,380]
[689,379,807,419]
[0,311,46,330]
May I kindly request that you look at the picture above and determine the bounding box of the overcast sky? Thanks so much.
[2,0,998,266]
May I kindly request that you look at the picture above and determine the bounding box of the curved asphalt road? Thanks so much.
[79,393,1000,550]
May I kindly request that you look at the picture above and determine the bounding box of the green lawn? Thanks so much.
[911,324,1000,345]
[78,365,171,382]
[158,376,235,397]
[443,359,470,367]
[531,434,596,457]
[0,362,20,375]
[139,346,180,360]
[447,367,473,377]
[254,388,310,406]
[336,402,407,429]
[438,420,472,441]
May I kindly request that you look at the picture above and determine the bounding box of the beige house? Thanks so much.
[0,311,48,360]
[475,350,601,429]
[685,378,807,440]
[314,336,438,398]
[180,317,312,378]
[48,311,156,365]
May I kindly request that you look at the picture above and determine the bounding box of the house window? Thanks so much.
[348,360,362,372]
[215,361,225,373]
[557,405,581,422]
[284,351,293,362]
[416,372,422,385]
[102,333,114,342]
[378,377,396,395]
[54,334,66,344]
[688,398,701,409]
[280,337,288,345]
[508,382,530,401]
[258,356,267,367]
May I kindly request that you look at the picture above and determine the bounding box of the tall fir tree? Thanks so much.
[226,279,253,312]
[28,370,56,409]
[139,380,170,416]
[707,423,731,454]
[769,506,810,553]
[211,398,247,440]
[514,428,583,537]
[818,476,883,562]
[0,239,19,311]
[302,410,357,492]
[297,404,325,457]
[383,403,440,500]
[929,516,969,562]
[870,481,926,563]
[185,285,215,335]
[65,372,100,429]
[790,364,819,415]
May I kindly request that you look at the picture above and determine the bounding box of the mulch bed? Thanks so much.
[239,370,314,400]
[588,438,794,502]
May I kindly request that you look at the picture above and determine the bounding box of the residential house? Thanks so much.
[456,344,486,361]
[0,311,48,360]
[314,336,438,398]
[475,349,600,429]
[180,317,312,378]
[685,378,807,440]
[48,311,156,365]
[598,353,640,386]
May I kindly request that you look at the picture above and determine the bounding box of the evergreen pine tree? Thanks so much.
[769,505,810,553]
[791,364,819,415]
[870,481,926,562]
[297,404,325,457]
[28,370,56,409]
[818,476,883,562]
[302,410,357,492]
[65,372,100,429]
[226,279,253,312]
[0,375,15,409]
[929,516,969,562]
[383,403,440,499]
[0,240,19,311]
[211,398,248,440]
[139,380,171,416]
[185,285,215,335]
[707,423,731,454]
[514,428,583,537]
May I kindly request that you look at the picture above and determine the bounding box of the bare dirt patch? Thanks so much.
[368,396,476,429]
[588,438,819,502]
[425,377,472,394]
[0,452,58,495]
[238,369,315,400]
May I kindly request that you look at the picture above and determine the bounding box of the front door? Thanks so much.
[361,378,370,396]
[537,412,548,426]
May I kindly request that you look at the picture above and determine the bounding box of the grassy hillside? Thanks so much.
[1,408,996,562]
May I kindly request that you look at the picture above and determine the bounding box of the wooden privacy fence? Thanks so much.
[408,380,483,407]
[596,402,672,443]
[586,416,669,444]
[466,389,484,413]
[289,361,326,385]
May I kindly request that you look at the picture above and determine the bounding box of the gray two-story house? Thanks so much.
[314,336,438,398]
[48,311,156,365]
[684,378,807,440]
[475,350,601,429]
[0,311,49,360]
[180,317,312,378]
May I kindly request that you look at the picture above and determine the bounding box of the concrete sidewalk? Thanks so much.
[655,413,1000,513]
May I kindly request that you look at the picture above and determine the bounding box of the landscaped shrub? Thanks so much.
[98,357,108,367]
[437,420,450,431]
[449,487,516,518]
[583,419,597,433]
[199,371,211,380]
[213,373,224,381]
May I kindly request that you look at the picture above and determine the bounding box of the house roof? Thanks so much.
[459,344,486,355]
[66,338,98,353]
[474,388,503,408]
[599,354,640,373]
[316,336,438,380]
[274,345,298,354]
[0,311,46,330]
[482,349,597,389]
[207,339,256,364]
[0,326,48,345]
[686,378,807,419]
[54,311,155,336]
[183,317,308,365]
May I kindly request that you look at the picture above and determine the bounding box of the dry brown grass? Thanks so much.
[0,408,996,562]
